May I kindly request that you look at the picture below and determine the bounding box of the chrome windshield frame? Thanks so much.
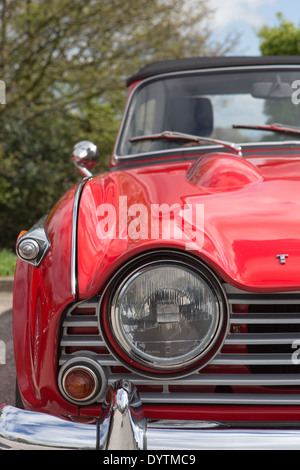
[113,65,300,164]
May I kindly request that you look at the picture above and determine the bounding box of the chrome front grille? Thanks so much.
[58,284,300,405]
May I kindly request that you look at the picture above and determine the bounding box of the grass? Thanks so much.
[0,249,17,276]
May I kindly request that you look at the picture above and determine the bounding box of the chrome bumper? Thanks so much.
[2,379,300,450]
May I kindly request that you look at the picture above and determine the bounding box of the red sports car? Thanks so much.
[2,56,300,450]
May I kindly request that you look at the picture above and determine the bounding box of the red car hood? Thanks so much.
[77,150,300,296]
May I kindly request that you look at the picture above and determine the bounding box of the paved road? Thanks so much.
[0,291,16,407]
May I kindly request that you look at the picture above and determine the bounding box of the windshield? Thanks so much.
[116,68,300,157]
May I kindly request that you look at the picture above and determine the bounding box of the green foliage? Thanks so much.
[0,0,234,249]
[0,112,80,247]
[256,13,300,148]
[0,249,16,276]
[258,13,300,55]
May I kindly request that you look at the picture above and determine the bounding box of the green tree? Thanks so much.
[0,0,234,249]
[258,12,300,55]
[256,13,300,155]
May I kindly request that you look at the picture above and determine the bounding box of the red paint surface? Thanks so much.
[78,151,300,297]
[13,142,300,419]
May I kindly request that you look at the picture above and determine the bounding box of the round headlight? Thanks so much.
[101,253,228,378]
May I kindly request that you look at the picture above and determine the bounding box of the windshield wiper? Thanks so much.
[130,130,242,156]
[233,122,300,137]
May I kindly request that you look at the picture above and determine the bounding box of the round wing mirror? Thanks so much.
[72,140,99,176]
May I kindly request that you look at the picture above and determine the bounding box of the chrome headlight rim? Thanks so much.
[99,250,229,379]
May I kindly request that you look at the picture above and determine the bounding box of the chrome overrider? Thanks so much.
[2,379,300,450]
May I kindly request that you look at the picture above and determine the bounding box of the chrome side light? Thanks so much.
[18,239,40,260]
[16,216,51,267]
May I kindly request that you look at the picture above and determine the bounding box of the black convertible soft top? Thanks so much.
[127,55,300,86]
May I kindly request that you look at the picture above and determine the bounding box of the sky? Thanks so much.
[209,0,299,55]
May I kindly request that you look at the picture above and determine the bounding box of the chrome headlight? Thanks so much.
[101,252,228,378]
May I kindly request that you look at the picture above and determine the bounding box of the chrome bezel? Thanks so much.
[110,262,220,368]
[99,250,229,378]
[16,215,51,267]
[58,356,107,405]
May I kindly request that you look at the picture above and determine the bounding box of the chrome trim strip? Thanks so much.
[63,315,99,327]
[140,392,300,406]
[230,312,300,324]
[60,353,119,367]
[225,332,300,345]
[71,177,92,297]
[212,352,294,365]
[106,372,300,387]
[60,335,106,347]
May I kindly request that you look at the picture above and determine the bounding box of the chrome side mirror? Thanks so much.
[72,140,99,177]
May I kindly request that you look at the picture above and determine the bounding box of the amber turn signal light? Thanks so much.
[17,230,28,241]
[58,358,108,405]
[63,366,98,401]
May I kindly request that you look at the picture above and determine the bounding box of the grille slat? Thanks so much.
[227,295,300,305]
[63,315,99,327]
[231,313,300,324]
[60,335,105,347]
[226,291,300,305]
[108,373,300,386]
[139,392,300,405]
[59,353,120,367]
[212,353,295,365]
[58,286,300,406]
[225,332,300,345]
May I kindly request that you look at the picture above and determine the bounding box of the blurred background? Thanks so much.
[0,0,299,274]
